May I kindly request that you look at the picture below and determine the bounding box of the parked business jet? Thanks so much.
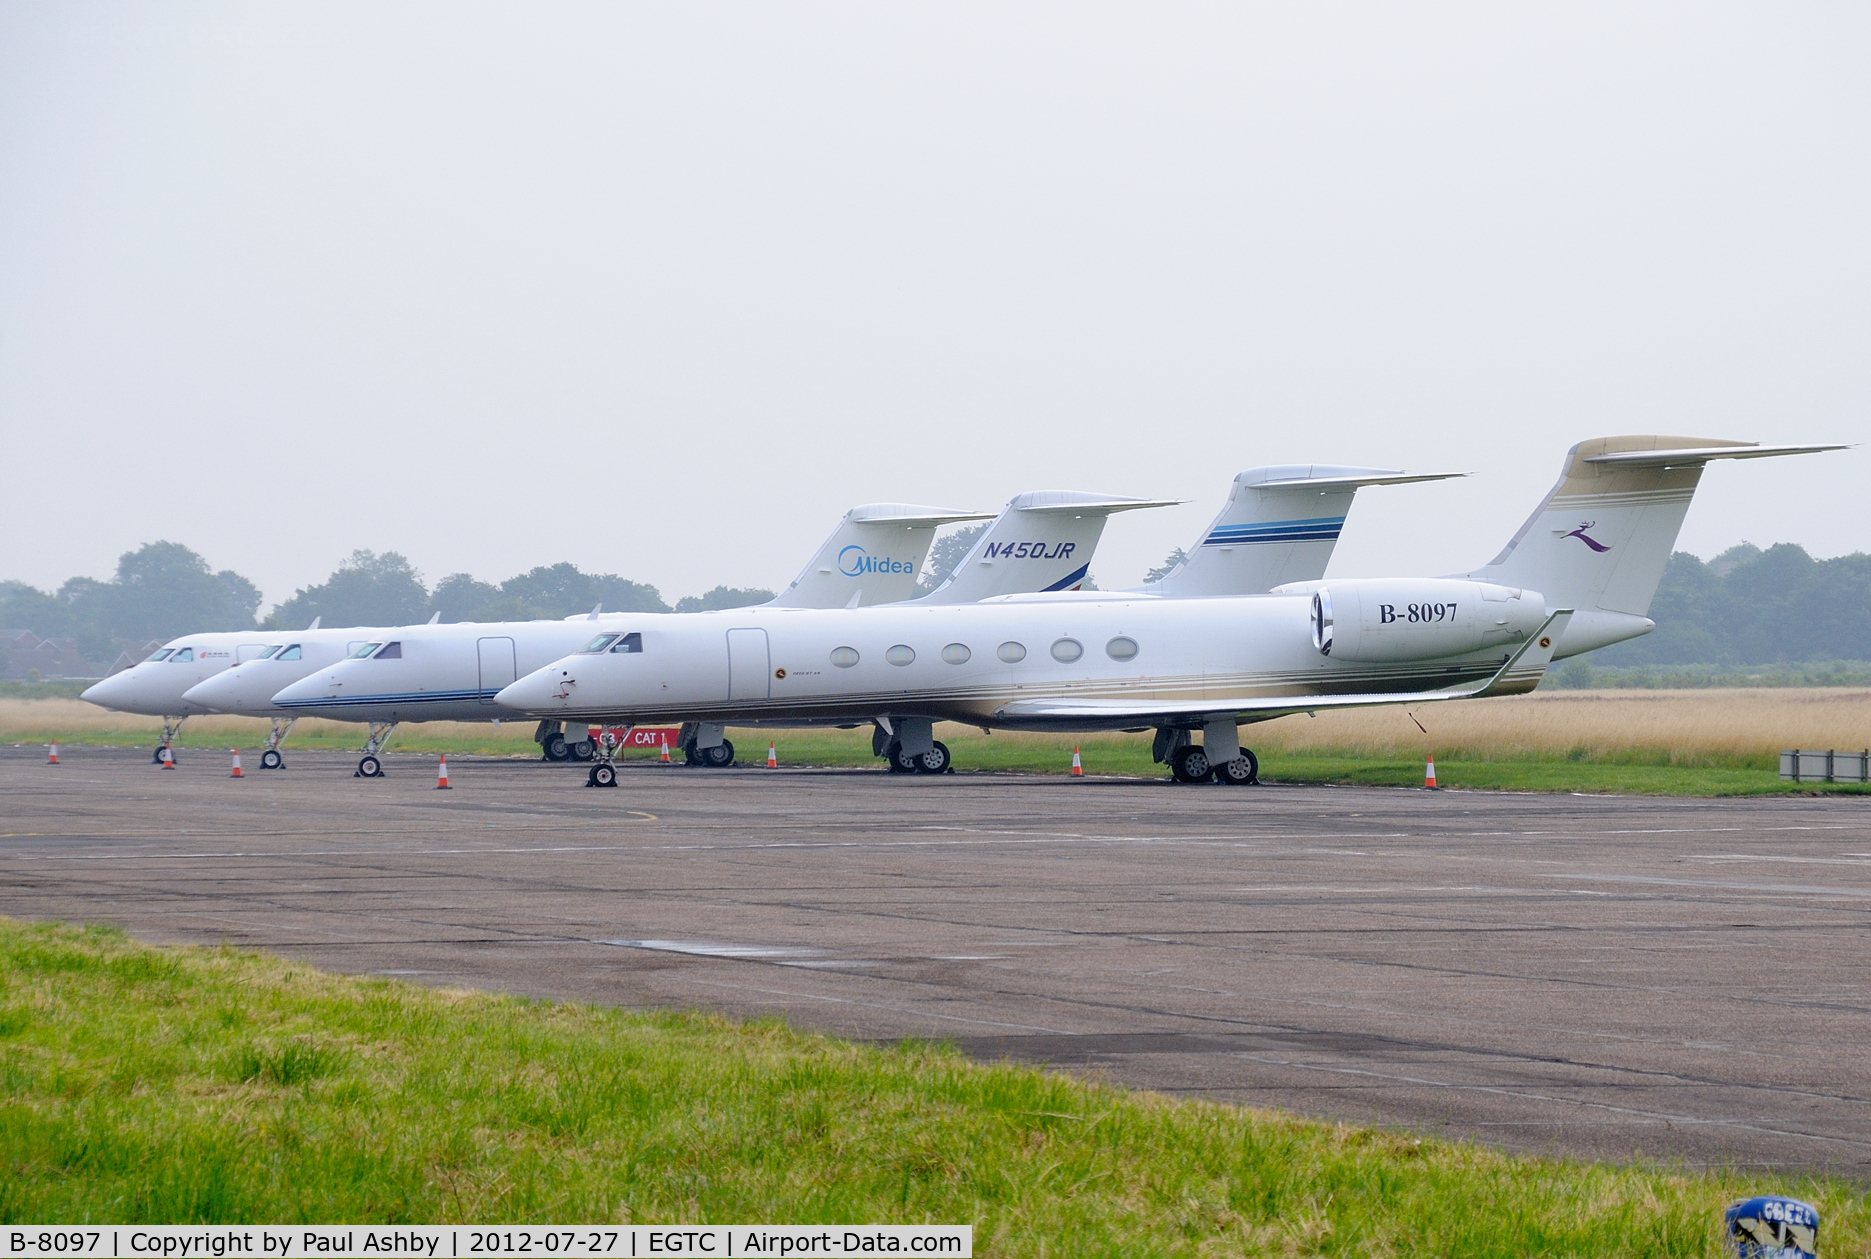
[178,503,988,768]
[493,436,1842,786]
[75,618,375,763]
[263,491,1178,774]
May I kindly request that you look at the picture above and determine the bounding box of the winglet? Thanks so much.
[427,611,441,625]
[307,616,321,631]
[589,603,603,619]
[1466,609,1573,698]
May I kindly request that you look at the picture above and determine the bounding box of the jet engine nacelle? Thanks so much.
[1305,578,1547,663]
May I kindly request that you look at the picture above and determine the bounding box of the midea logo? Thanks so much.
[838,546,914,578]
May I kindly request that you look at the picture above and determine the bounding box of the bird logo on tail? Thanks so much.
[1562,521,1611,552]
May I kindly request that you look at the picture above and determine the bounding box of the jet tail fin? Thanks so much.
[766,503,993,609]
[917,490,1177,604]
[1464,438,1844,645]
[1145,466,1461,597]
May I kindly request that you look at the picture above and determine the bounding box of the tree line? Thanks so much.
[0,543,776,673]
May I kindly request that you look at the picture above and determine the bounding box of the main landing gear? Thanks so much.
[152,716,187,765]
[874,718,953,775]
[1157,726,1259,786]
[355,722,398,778]
[537,720,598,763]
[886,740,952,774]
[259,717,297,770]
[676,722,735,768]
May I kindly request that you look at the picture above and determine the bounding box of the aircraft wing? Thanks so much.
[993,611,1572,724]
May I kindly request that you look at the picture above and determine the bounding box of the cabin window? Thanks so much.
[278,645,302,661]
[582,633,621,653]
[609,632,643,654]
[941,643,971,665]
[997,641,1026,663]
[170,648,193,662]
[886,644,915,666]
[830,646,860,668]
[1106,636,1139,661]
[348,642,383,659]
[1051,638,1083,663]
[375,642,402,659]
[144,648,173,663]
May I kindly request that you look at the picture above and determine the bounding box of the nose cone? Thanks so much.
[272,668,342,709]
[496,665,573,713]
[182,668,248,712]
[81,672,130,709]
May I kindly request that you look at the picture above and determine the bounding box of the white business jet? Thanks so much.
[493,435,1841,786]
[177,502,987,773]
[263,492,1178,774]
[75,617,393,764]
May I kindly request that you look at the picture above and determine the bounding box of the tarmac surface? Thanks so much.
[4,743,1870,1174]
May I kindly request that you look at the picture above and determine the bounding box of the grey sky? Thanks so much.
[3,3,1865,611]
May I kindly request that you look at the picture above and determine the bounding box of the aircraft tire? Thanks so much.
[1215,750,1259,786]
[260,749,284,770]
[570,739,596,762]
[543,733,569,762]
[683,742,704,767]
[357,755,383,779]
[592,763,618,788]
[913,741,952,774]
[699,740,735,768]
[152,747,169,765]
[1169,745,1213,784]
[885,742,915,773]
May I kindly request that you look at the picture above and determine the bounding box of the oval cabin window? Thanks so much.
[1051,638,1083,663]
[941,643,971,665]
[1106,636,1139,661]
[997,641,1027,663]
[886,644,916,666]
[830,646,860,668]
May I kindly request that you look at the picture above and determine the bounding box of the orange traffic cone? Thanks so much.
[436,756,451,790]
[230,749,243,778]
[767,741,778,768]
[1424,754,1438,790]
[161,745,176,770]
[1070,746,1084,777]
[659,737,671,764]
[47,742,58,765]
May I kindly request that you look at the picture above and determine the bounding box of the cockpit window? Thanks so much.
[374,641,402,659]
[278,645,302,661]
[170,648,193,662]
[348,642,383,659]
[609,632,643,654]
[256,646,282,660]
[145,648,174,663]
[582,633,621,653]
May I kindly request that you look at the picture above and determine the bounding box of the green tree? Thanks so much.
[915,524,987,596]
[675,586,775,613]
[267,551,428,629]
[1143,547,1188,584]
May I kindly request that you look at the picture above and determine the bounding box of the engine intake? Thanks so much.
[1306,578,1546,663]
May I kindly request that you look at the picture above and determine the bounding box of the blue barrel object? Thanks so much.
[1726,1196,1818,1258]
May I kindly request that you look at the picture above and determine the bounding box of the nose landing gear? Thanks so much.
[354,722,397,778]
[259,717,296,770]
[152,716,187,765]
[585,729,621,787]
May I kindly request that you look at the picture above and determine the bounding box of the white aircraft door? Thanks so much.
[726,629,770,701]
[477,636,517,703]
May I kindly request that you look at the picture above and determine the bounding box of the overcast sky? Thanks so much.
[2,3,1866,610]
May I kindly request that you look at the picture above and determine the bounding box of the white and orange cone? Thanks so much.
[47,742,58,765]
[436,756,451,789]
[1424,754,1438,790]
[659,736,671,764]
[767,741,778,768]
[230,749,243,778]
[161,744,176,770]
[1070,746,1084,777]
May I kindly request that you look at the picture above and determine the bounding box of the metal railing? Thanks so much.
[1781,749,1871,783]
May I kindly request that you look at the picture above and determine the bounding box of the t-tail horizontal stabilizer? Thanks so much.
[917,490,1178,604]
[1142,465,1463,598]
[768,502,994,610]
[1464,436,1846,657]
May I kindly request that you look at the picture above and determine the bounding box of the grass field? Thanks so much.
[2,918,1864,1252]
[9,690,1869,796]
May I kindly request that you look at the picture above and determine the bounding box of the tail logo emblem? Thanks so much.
[1562,521,1611,552]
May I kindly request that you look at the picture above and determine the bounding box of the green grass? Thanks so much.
[3,919,1866,1251]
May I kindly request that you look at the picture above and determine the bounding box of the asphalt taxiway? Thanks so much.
[4,744,1868,1173]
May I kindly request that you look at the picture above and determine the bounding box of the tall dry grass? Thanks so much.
[7,690,1868,769]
